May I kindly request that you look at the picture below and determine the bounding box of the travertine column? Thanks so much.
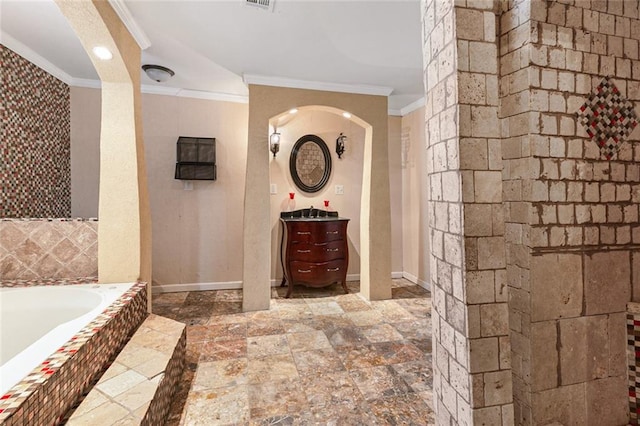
[422,0,512,424]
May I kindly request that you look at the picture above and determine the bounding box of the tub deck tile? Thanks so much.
[66,314,186,426]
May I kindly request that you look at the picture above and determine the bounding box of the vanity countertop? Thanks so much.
[280,216,349,222]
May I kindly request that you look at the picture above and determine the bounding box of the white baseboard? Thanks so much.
[402,271,418,283]
[153,281,242,294]
[402,271,431,291]
[154,272,431,294]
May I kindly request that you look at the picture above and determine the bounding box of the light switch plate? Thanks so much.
[335,185,344,195]
[183,181,193,191]
[270,183,278,194]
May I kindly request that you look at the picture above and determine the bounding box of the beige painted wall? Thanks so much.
[71,87,101,218]
[71,89,409,291]
[143,95,248,286]
[388,116,403,275]
[400,106,429,285]
[70,88,249,286]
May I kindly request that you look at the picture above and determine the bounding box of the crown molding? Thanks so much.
[243,74,393,97]
[71,78,102,89]
[177,89,249,104]
[108,0,151,50]
[400,97,425,116]
[388,109,402,116]
[140,85,181,96]
[1,32,73,85]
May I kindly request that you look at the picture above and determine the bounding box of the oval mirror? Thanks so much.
[289,134,332,193]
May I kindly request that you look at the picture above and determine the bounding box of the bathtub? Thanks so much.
[0,283,135,396]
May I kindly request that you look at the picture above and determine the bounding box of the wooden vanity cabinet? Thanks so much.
[280,213,349,298]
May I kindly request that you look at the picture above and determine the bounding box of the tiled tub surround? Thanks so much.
[0,218,98,281]
[67,315,186,425]
[0,283,136,395]
[0,280,147,425]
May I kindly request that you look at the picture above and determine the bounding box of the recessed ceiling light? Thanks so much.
[342,112,352,119]
[289,108,298,114]
[92,46,112,60]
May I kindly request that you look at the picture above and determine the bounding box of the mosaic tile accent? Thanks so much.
[577,77,639,160]
[0,45,71,218]
[0,281,147,425]
[0,219,98,281]
[628,304,640,425]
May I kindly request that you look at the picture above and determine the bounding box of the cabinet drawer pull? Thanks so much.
[327,267,340,272]
[326,230,339,234]
[297,231,312,235]
[297,269,312,273]
[297,249,311,253]
[326,248,339,252]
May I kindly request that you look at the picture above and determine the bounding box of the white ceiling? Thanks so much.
[0,0,425,113]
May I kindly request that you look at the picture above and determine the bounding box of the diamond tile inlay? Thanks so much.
[577,77,638,160]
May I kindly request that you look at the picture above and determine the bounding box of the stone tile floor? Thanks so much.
[152,280,434,425]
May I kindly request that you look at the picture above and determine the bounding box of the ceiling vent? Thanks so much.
[245,0,275,12]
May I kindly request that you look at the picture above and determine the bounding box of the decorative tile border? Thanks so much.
[0,281,148,425]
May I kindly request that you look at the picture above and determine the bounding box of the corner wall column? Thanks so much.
[422,0,513,423]
[55,1,152,305]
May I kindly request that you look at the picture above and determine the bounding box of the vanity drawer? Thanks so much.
[290,260,346,286]
[288,221,347,243]
[289,240,346,262]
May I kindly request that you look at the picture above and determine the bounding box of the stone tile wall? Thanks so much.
[0,45,71,218]
[424,0,640,424]
[456,1,514,424]
[423,0,469,422]
[0,219,98,281]
[499,0,639,424]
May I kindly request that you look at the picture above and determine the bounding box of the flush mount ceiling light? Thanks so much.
[92,46,112,60]
[142,64,175,83]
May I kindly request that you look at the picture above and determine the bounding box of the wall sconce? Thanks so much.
[269,132,281,158]
[336,133,347,159]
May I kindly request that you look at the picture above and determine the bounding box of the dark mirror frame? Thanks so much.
[289,134,332,193]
